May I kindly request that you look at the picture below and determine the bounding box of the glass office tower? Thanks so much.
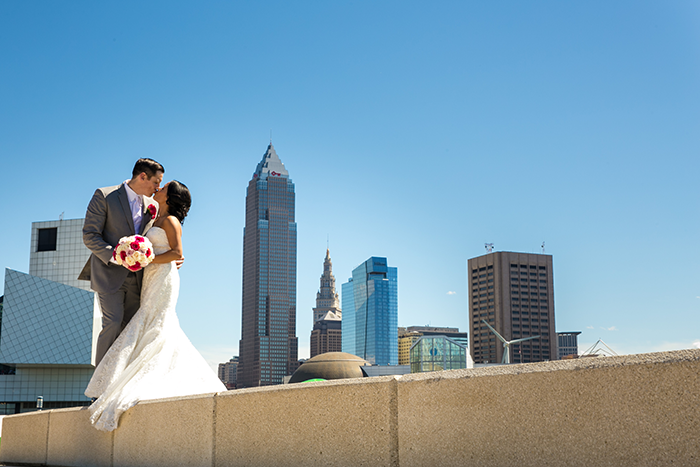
[238,144,298,387]
[341,257,398,365]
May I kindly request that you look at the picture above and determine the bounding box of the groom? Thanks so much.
[79,158,164,366]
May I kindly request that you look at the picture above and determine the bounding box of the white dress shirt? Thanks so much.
[124,181,144,234]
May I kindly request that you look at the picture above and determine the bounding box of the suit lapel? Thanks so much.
[140,197,156,235]
[117,184,137,235]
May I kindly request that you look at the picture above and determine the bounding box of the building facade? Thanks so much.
[341,257,398,366]
[218,356,239,390]
[0,218,98,414]
[310,312,342,358]
[398,329,422,365]
[238,144,299,387]
[557,331,581,359]
[468,252,557,364]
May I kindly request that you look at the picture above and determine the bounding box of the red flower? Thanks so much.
[145,248,151,258]
[135,236,145,242]
[112,250,117,259]
[120,251,127,261]
[130,241,141,251]
[128,262,141,271]
[147,204,157,218]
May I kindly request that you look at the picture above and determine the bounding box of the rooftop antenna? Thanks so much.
[270,129,272,144]
[59,212,64,221]
[482,319,539,364]
[327,234,330,250]
[485,243,494,253]
[541,241,545,254]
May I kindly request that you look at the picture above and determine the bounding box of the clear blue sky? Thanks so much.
[1,1,699,369]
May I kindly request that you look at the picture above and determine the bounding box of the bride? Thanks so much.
[85,180,226,432]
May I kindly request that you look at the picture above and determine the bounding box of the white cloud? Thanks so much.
[692,340,700,349]
[447,291,457,295]
[600,326,617,331]
[586,326,594,329]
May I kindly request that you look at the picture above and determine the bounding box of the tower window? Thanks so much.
[37,228,57,252]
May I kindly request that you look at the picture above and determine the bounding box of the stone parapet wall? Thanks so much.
[1,349,698,467]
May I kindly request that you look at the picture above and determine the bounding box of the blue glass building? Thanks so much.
[341,257,398,365]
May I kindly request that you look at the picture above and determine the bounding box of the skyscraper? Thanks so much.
[467,251,557,364]
[341,257,398,365]
[309,249,342,358]
[312,249,341,324]
[238,144,298,387]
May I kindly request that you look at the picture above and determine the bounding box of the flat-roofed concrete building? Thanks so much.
[558,331,581,359]
[468,251,557,364]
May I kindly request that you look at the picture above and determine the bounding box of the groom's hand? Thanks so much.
[176,258,184,269]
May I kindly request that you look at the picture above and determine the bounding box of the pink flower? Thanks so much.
[128,262,141,272]
[135,236,145,242]
[130,241,141,251]
[112,250,117,259]
[120,251,127,261]
[147,204,157,218]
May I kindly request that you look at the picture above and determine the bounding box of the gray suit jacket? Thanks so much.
[79,184,159,294]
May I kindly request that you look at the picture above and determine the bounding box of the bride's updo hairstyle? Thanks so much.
[165,180,191,224]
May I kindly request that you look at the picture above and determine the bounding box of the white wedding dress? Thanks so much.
[85,226,226,432]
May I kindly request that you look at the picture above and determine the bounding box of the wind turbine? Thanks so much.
[481,319,540,364]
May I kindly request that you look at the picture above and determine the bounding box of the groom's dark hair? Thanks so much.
[132,158,164,179]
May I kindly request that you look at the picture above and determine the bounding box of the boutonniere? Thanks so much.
[147,204,157,218]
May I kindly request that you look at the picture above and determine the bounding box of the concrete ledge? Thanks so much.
[0,410,49,465]
[47,407,112,467]
[1,349,698,467]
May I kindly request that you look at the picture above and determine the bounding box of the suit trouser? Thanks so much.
[95,272,141,366]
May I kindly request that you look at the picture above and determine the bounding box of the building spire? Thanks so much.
[253,142,289,180]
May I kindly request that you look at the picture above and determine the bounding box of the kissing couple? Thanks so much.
[80,158,225,432]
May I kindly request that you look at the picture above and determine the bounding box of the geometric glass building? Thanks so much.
[398,326,469,365]
[0,218,99,414]
[467,251,557,365]
[409,335,473,373]
[238,144,299,388]
[341,257,398,366]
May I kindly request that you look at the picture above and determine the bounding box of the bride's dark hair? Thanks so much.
[165,180,191,224]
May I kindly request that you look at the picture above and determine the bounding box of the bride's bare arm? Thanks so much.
[151,216,184,264]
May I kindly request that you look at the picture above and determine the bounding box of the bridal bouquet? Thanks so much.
[113,235,154,272]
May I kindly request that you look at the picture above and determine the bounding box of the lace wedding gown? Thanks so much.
[85,226,226,432]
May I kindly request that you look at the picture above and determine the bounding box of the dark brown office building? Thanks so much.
[310,313,342,358]
[468,252,557,364]
[238,144,298,387]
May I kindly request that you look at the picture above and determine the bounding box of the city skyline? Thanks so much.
[1,2,699,372]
